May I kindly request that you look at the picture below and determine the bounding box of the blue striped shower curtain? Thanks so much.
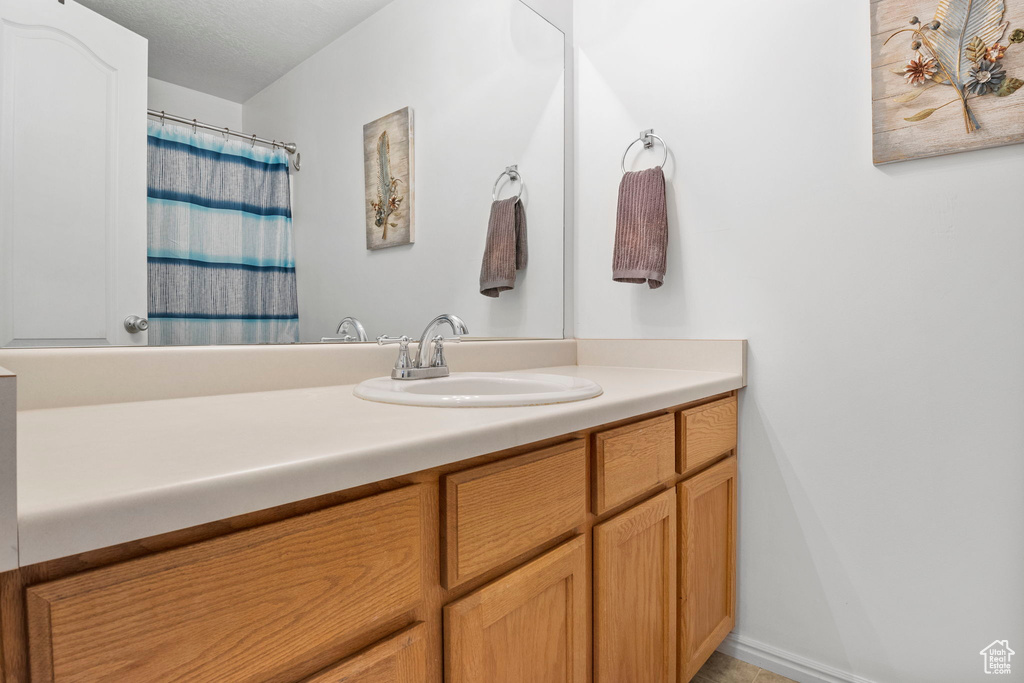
[147,122,299,345]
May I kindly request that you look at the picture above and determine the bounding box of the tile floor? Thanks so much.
[694,652,798,683]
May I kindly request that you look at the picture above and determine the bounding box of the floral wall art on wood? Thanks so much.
[871,0,1024,164]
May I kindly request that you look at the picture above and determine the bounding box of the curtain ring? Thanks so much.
[251,134,257,148]
[223,127,230,141]
[160,111,166,127]
[191,118,198,134]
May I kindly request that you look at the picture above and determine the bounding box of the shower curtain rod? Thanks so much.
[147,109,301,170]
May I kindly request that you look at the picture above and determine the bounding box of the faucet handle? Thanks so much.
[378,335,414,372]
[429,334,462,368]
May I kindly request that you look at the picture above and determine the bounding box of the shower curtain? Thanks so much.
[146,121,299,345]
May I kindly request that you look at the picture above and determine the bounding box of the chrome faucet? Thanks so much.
[379,313,468,380]
[415,314,468,368]
[321,316,368,343]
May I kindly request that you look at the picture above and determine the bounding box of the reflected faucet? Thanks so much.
[379,313,468,380]
[320,316,368,343]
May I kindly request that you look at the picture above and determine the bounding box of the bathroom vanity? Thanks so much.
[0,0,748,679]
[0,340,744,683]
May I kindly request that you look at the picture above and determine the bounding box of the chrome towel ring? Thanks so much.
[621,129,668,174]
[492,164,525,202]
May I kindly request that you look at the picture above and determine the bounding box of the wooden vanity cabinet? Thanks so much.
[0,391,739,683]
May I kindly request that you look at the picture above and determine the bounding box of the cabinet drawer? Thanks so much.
[443,439,587,588]
[298,623,427,683]
[593,414,675,514]
[26,486,425,683]
[679,396,737,474]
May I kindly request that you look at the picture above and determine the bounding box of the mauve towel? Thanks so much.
[613,166,667,289]
[480,197,528,297]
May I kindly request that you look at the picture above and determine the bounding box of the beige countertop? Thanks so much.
[16,364,742,565]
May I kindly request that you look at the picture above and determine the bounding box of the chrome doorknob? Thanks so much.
[124,315,149,333]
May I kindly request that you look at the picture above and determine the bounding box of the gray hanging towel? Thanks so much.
[613,166,667,289]
[480,197,528,297]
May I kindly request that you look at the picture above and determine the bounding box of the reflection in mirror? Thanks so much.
[0,0,565,348]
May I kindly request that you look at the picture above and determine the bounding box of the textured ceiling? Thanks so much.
[77,0,395,103]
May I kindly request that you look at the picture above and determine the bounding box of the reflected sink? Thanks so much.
[354,372,603,408]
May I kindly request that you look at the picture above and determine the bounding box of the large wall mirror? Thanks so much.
[0,0,565,347]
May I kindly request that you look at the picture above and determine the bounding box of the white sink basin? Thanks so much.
[354,372,603,408]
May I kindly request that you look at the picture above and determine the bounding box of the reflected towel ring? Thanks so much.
[621,129,668,174]
[492,164,525,202]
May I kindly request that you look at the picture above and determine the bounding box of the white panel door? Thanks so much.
[0,0,147,347]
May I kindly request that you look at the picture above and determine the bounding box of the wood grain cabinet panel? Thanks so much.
[594,414,675,514]
[443,440,587,588]
[594,488,677,683]
[678,456,737,681]
[678,397,737,475]
[25,486,425,683]
[444,536,588,683]
[298,623,427,683]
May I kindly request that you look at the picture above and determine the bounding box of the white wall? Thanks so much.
[147,78,244,131]
[244,0,565,342]
[575,2,1024,683]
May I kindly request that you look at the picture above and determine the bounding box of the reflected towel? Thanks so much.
[480,197,528,297]
[613,166,667,289]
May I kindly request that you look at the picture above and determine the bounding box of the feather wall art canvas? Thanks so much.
[363,107,414,249]
[871,0,1024,163]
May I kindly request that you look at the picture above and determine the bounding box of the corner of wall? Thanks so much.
[518,0,572,39]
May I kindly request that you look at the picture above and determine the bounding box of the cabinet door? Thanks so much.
[298,623,427,683]
[444,536,587,683]
[594,488,677,683]
[678,456,737,681]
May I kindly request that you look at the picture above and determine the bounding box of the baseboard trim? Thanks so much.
[717,633,877,683]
